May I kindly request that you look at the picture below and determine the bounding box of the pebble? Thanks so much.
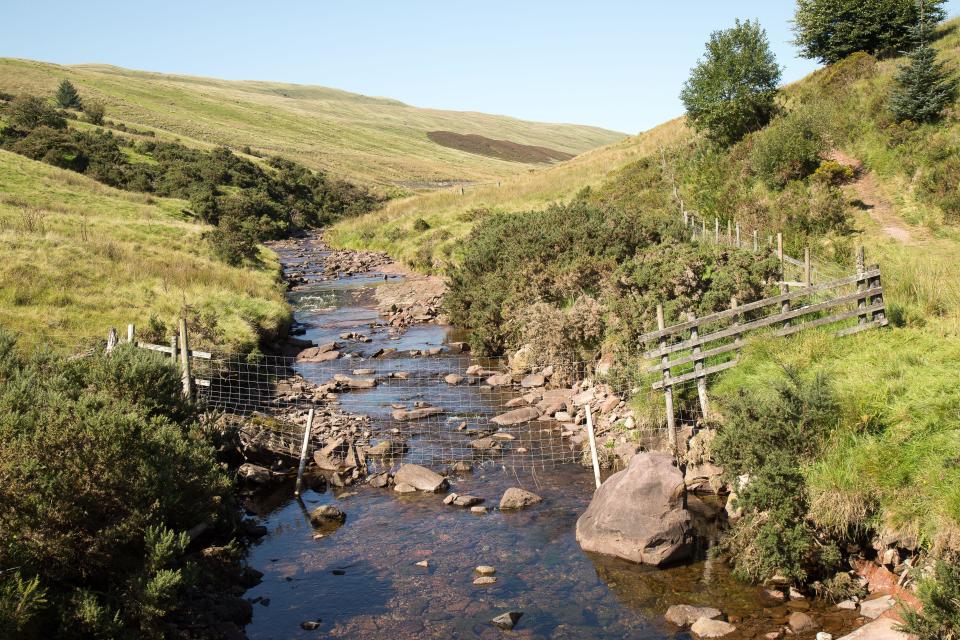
[443,493,458,505]
[394,482,417,493]
[415,560,429,568]
[470,506,488,514]
[300,620,321,630]
[815,633,833,640]
[475,565,496,576]
[491,611,522,630]
[473,576,497,585]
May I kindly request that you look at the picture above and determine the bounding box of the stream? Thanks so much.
[238,239,860,639]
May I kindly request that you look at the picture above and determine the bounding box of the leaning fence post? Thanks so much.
[106,328,118,353]
[585,404,602,489]
[856,245,867,326]
[178,318,193,399]
[127,323,136,344]
[656,304,677,450]
[688,312,709,419]
[294,407,316,497]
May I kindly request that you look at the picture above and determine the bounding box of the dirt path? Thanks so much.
[829,150,918,244]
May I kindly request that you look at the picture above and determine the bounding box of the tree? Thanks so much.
[680,19,781,147]
[793,0,946,65]
[890,16,957,123]
[54,79,82,109]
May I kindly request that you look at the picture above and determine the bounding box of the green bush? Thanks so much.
[713,367,843,583]
[0,334,234,638]
[4,96,66,130]
[751,112,826,188]
[54,79,82,110]
[900,560,960,640]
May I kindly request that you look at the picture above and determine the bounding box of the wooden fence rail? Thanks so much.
[110,322,213,395]
[640,250,887,447]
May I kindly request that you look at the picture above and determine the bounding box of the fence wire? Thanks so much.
[191,350,666,472]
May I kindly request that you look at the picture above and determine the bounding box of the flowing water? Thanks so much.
[239,243,859,639]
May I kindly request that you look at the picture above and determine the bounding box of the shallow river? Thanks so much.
[240,243,857,639]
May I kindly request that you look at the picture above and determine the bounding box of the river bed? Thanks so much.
[239,239,860,639]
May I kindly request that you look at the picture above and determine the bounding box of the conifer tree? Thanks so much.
[889,12,958,123]
[54,79,82,109]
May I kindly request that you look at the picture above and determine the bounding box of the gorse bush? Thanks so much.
[901,560,960,640]
[0,333,234,638]
[713,367,843,583]
[751,111,826,188]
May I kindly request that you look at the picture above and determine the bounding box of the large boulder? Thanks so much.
[575,452,692,566]
[394,464,449,492]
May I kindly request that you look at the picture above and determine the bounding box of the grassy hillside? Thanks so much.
[0,149,288,352]
[0,59,625,187]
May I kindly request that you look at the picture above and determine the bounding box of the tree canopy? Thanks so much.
[54,79,82,109]
[680,19,782,147]
[793,0,947,65]
[889,18,958,123]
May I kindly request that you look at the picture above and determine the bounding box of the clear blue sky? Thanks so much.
[4,1,958,134]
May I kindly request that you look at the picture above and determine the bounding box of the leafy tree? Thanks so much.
[793,0,946,65]
[680,19,781,147]
[54,79,82,109]
[890,17,958,123]
[4,96,66,130]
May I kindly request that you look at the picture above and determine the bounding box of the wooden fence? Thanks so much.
[639,247,887,448]
[108,321,212,396]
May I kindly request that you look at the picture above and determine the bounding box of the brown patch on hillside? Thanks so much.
[427,131,574,164]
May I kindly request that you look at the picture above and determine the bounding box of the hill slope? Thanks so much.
[0,58,625,187]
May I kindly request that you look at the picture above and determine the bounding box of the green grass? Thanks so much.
[0,149,289,353]
[0,59,625,187]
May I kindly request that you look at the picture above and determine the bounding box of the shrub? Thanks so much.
[680,19,782,147]
[713,367,843,583]
[751,112,826,188]
[0,334,234,637]
[811,160,856,186]
[84,100,106,125]
[412,217,431,231]
[4,96,66,131]
[205,207,262,266]
[900,560,960,640]
[793,0,946,64]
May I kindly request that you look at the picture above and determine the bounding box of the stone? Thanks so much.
[453,495,483,507]
[300,620,321,630]
[486,373,513,386]
[684,461,725,493]
[690,617,736,638]
[575,452,692,566]
[491,406,541,426]
[309,505,346,526]
[764,632,784,640]
[836,599,857,610]
[788,612,817,633]
[443,493,458,505]
[366,440,407,456]
[393,482,416,493]
[473,576,497,585]
[352,368,375,375]
[505,397,527,407]
[859,595,895,620]
[394,464,449,492]
[520,373,545,388]
[237,463,273,484]
[368,472,390,488]
[469,437,501,451]
[392,407,445,421]
[499,487,543,510]
[415,560,429,568]
[765,589,786,602]
[313,437,347,470]
[444,373,464,385]
[665,604,722,627]
[836,617,913,640]
[491,611,522,630]
[816,633,834,640]
[450,461,473,473]
[470,506,488,514]
[475,565,496,576]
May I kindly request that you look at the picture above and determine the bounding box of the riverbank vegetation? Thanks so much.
[0,337,241,638]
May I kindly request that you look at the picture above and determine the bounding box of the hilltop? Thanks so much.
[0,58,625,187]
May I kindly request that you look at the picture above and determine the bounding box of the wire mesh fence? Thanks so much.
[189,349,666,474]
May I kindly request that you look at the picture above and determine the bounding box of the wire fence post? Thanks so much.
[804,246,812,286]
[656,304,677,450]
[295,406,316,497]
[753,229,758,252]
[178,318,193,399]
[735,222,741,248]
[776,232,784,279]
[127,323,136,344]
[585,404,602,489]
[688,312,709,419]
[856,245,867,326]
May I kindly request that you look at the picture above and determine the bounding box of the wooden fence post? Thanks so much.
[753,230,759,252]
[776,232,784,279]
[714,217,720,243]
[656,304,677,450]
[735,223,741,248]
[106,328,118,353]
[780,282,790,330]
[170,334,178,364]
[726,219,732,244]
[701,218,706,239]
[294,407,315,497]
[731,297,741,356]
[804,246,812,286]
[688,312,710,419]
[869,250,885,324]
[178,318,193,399]
[856,245,867,326]
[127,323,136,344]
[585,404,602,489]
